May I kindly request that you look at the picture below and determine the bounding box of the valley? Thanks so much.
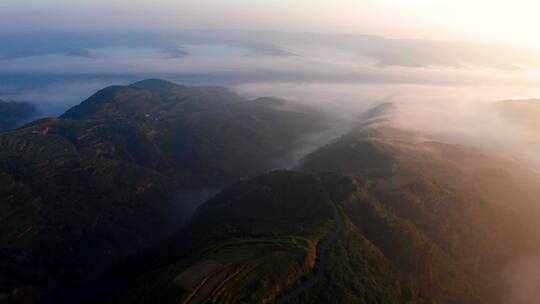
[1,80,540,304]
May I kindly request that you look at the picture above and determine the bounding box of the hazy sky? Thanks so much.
[1,0,540,48]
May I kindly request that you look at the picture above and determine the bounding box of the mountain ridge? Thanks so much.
[0,80,335,302]
[3,81,540,304]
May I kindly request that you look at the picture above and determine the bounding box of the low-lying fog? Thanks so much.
[2,30,540,303]
[1,30,540,166]
[237,82,540,167]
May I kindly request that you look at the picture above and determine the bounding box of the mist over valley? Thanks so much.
[2,3,540,304]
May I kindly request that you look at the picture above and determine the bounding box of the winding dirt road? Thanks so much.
[276,209,344,303]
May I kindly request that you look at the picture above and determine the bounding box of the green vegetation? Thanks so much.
[114,171,341,304]
[296,125,540,303]
[3,82,540,304]
[0,80,331,301]
[300,132,397,179]
[113,168,479,303]
[288,218,403,304]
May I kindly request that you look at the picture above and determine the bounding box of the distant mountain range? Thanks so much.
[2,30,539,69]
[2,30,539,124]
[1,80,540,304]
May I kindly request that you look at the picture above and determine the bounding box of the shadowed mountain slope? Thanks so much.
[0,80,333,302]
[110,118,540,304]
[110,171,407,304]
[3,90,540,304]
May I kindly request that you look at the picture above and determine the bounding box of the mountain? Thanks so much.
[300,124,540,303]
[109,171,405,304]
[107,117,540,304]
[3,30,540,69]
[57,79,332,187]
[0,80,333,302]
[3,83,540,304]
[0,100,36,131]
